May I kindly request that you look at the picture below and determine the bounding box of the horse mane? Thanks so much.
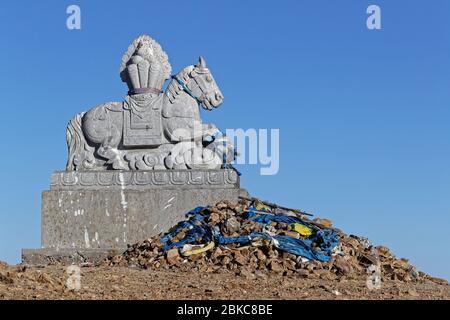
[165,65,194,103]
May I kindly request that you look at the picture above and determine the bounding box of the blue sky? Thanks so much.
[0,0,449,280]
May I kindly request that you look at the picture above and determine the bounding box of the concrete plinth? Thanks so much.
[22,169,246,265]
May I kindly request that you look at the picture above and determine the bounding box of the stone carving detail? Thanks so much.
[66,35,235,171]
[50,170,239,190]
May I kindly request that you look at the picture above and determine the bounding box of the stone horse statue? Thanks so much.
[66,35,235,171]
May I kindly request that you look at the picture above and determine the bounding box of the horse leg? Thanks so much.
[163,118,218,143]
[96,123,128,170]
[83,104,128,170]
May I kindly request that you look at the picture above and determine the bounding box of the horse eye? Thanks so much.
[206,75,212,82]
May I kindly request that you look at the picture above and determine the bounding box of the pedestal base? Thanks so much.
[23,169,246,265]
[22,248,122,265]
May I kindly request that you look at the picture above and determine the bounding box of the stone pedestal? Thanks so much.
[22,169,245,265]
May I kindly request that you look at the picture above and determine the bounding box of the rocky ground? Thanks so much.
[0,264,448,300]
[1,199,448,300]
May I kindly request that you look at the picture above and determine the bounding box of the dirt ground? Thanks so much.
[1,263,448,300]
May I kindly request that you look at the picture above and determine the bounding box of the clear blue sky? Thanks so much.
[0,0,449,280]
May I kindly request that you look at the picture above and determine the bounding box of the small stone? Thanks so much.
[269,260,284,273]
[211,247,223,259]
[166,248,180,265]
[37,273,53,285]
[255,249,267,261]
[283,259,297,271]
[233,252,247,266]
[332,290,341,296]
[333,256,353,275]
[223,217,241,234]
[403,274,412,282]
[209,212,221,224]
[239,268,255,279]
[234,204,246,214]
[281,230,300,239]
[80,262,94,268]
[344,237,361,249]
[221,256,231,265]
[397,258,410,269]
[216,201,229,210]
[306,261,321,271]
[268,249,279,259]
[282,252,297,261]
[313,218,333,228]
[188,253,204,262]
[173,231,186,242]
[359,253,379,265]
[254,270,268,279]
[111,285,121,292]
[407,288,420,297]
[376,246,390,257]
[296,269,310,278]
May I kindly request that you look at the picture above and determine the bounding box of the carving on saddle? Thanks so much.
[123,94,163,147]
[66,35,234,171]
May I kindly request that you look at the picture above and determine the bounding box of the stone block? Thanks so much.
[22,169,246,264]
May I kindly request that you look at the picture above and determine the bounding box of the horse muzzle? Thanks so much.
[203,92,223,110]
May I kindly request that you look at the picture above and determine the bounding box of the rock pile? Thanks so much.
[106,199,445,285]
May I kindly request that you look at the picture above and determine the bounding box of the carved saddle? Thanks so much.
[122,94,164,147]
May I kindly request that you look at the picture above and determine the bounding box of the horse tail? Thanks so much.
[66,112,95,170]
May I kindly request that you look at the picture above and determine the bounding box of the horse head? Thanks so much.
[187,56,224,110]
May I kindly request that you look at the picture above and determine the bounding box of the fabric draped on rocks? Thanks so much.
[160,205,339,262]
[106,199,441,285]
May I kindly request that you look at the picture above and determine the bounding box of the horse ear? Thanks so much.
[197,56,206,69]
